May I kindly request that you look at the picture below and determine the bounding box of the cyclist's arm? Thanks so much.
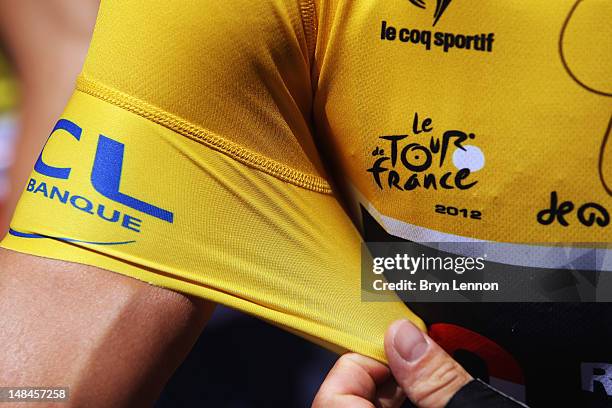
[2,0,425,369]
[0,248,214,408]
[0,0,99,235]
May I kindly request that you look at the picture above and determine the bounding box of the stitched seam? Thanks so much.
[76,76,332,194]
[298,0,318,63]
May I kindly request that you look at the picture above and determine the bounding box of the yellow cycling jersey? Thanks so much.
[1,0,424,361]
[2,0,611,370]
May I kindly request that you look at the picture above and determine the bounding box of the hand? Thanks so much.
[313,319,473,408]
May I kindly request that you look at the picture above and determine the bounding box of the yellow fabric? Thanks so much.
[79,0,327,191]
[2,0,611,360]
[313,0,611,243]
[1,89,423,361]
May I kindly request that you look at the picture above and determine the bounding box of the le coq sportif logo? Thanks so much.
[381,0,494,53]
[408,0,453,26]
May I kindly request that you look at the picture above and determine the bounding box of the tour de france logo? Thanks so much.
[367,112,484,192]
[408,0,453,26]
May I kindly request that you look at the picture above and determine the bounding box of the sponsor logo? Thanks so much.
[380,0,495,53]
[408,0,452,26]
[380,20,494,53]
[12,119,174,243]
[34,119,173,224]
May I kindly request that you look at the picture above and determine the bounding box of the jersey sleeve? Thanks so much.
[0,0,424,361]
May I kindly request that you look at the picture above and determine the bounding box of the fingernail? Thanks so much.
[393,320,428,362]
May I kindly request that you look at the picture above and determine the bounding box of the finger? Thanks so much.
[375,378,406,408]
[313,353,402,408]
[384,319,472,408]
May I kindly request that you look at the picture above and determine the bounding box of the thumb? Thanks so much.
[384,319,472,408]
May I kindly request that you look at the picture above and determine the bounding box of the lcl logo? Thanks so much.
[34,119,174,223]
[408,0,453,26]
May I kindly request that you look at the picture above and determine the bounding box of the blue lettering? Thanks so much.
[27,178,36,192]
[121,214,142,232]
[25,177,146,233]
[34,119,82,179]
[91,135,173,223]
[50,186,69,204]
[70,195,94,214]
[33,182,49,197]
[97,204,120,222]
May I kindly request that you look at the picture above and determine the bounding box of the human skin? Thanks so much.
[0,0,100,236]
[0,247,471,408]
[0,2,472,406]
[0,248,215,408]
[0,3,218,406]
[313,320,472,408]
